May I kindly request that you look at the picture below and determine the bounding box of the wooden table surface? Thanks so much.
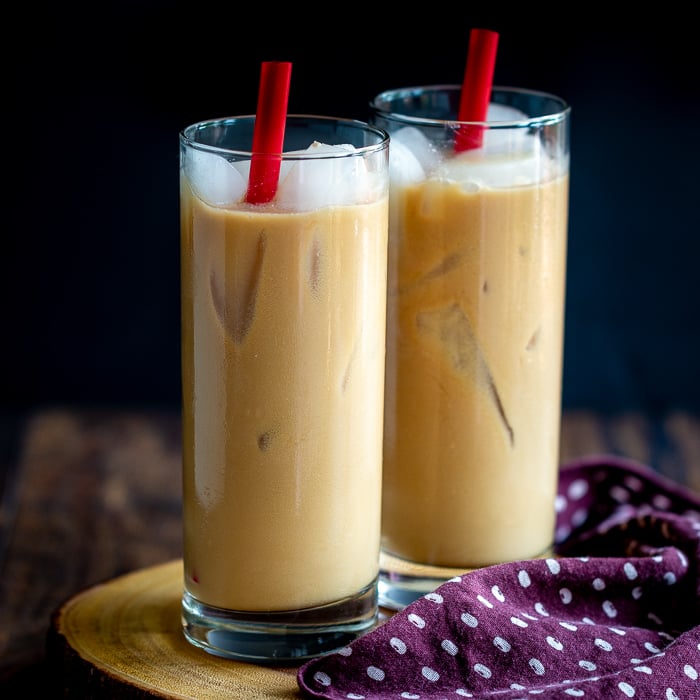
[1,406,699,695]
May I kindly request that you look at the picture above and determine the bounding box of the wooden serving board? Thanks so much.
[47,559,305,699]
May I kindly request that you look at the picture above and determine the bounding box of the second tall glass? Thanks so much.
[371,86,570,609]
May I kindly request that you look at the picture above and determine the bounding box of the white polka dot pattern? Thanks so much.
[298,456,700,699]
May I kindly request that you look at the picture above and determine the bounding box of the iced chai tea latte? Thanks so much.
[371,86,570,609]
[180,116,389,659]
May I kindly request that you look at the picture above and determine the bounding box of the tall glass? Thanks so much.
[179,115,389,660]
[370,86,570,609]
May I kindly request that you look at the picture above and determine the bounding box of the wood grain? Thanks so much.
[48,559,302,699]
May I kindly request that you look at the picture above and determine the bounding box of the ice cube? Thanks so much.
[185,148,247,206]
[391,126,440,180]
[417,303,514,444]
[275,142,371,211]
[440,147,544,189]
[486,103,529,122]
[387,131,425,186]
[482,103,533,155]
[209,232,265,344]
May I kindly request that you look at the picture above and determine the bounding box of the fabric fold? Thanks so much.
[297,455,700,699]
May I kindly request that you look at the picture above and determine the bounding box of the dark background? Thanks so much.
[5,5,699,415]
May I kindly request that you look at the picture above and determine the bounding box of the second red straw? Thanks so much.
[246,61,292,204]
[455,28,499,152]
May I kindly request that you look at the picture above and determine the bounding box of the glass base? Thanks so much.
[378,550,475,611]
[379,548,554,611]
[181,578,379,663]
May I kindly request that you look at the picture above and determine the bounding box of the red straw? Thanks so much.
[245,61,292,204]
[455,28,499,152]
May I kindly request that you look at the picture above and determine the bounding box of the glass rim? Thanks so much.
[180,114,390,160]
[369,84,571,129]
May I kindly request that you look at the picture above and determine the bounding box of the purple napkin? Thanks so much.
[297,455,700,699]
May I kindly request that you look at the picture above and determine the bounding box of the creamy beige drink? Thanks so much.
[181,191,387,610]
[382,174,568,566]
[179,116,389,659]
[371,87,570,607]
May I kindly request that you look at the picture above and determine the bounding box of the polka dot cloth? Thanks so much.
[297,455,700,699]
